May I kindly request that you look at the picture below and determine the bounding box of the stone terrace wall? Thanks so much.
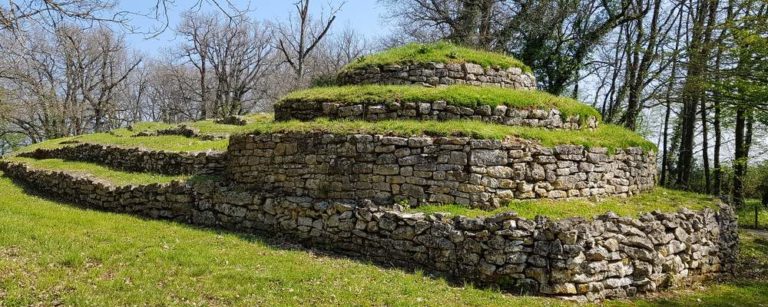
[275,101,598,130]
[0,160,737,302]
[18,143,226,175]
[337,63,537,89]
[227,133,656,209]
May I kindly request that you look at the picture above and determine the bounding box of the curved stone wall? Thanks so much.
[227,133,656,209]
[0,160,737,301]
[18,143,226,175]
[338,62,537,89]
[275,100,598,130]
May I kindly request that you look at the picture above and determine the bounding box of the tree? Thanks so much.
[177,12,274,119]
[0,25,138,139]
[675,0,719,189]
[381,0,646,94]
[275,0,342,85]
[712,3,768,207]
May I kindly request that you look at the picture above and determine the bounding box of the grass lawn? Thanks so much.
[738,199,768,229]
[277,85,601,121]
[0,172,766,306]
[342,41,532,73]
[412,188,720,220]
[3,158,189,186]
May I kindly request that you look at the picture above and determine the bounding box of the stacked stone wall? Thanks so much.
[275,101,598,130]
[0,160,737,302]
[227,133,656,209]
[338,62,537,89]
[18,143,225,175]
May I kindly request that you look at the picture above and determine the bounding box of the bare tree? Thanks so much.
[176,12,274,118]
[0,24,138,139]
[275,0,343,85]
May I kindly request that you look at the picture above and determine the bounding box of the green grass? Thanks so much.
[239,119,656,154]
[277,85,601,121]
[12,118,656,156]
[0,171,558,306]
[412,188,719,220]
[13,133,230,154]
[3,157,189,186]
[343,41,532,73]
[738,199,768,229]
[0,172,766,306]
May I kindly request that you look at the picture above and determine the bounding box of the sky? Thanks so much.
[117,0,392,56]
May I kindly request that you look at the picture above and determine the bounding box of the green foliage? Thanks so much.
[277,85,602,121]
[412,188,718,220]
[4,157,189,185]
[342,41,532,73]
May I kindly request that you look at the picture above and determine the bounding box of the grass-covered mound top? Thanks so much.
[342,42,532,73]
[11,117,655,154]
[4,157,189,186]
[412,188,720,220]
[277,85,601,121]
[242,120,656,153]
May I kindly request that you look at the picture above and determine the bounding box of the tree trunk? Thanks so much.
[676,0,719,189]
[700,97,711,193]
[661,98,672,186]
[733,107,747,208]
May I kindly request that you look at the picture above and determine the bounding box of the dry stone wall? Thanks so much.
[0,160,737,302]
[275,100,598,130]
[338,62,537,89]
[227,133,656,209]
[18,143,226,175]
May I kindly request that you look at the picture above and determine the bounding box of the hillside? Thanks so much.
[0,172,766,305]
[0,113,764,304]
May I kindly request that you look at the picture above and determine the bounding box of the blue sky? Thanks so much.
[118,0,392,56]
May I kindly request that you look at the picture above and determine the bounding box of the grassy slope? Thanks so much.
[277,85,601,121]
[412,188,719,220]
[12,118,657,155]
[0,172,555,306]
[3,157,189,186]
[738,199,768,229]
[0,173,766,305]
[343,41,532,73]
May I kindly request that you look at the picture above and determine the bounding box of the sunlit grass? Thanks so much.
[11,117,656,156]
[343,41,532,72]
[3,157,189,186]
[0,171,558,306]
[412,188,719,220]
[739,199,768,229]
[0,172,766,305]
[277,85,601,121]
